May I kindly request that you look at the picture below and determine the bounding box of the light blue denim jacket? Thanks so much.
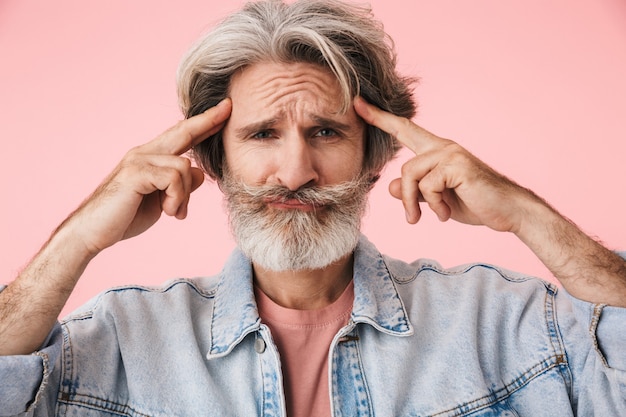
[2,235,626,416]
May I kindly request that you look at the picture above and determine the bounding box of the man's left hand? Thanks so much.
[354,96,626,306]
[354,96,542,234]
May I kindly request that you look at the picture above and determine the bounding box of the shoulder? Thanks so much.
[58,275,223,374]
[62,275,222,324]
[381,254,561,346]
[383,254,556,301]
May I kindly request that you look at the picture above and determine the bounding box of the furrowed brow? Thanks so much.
[235,119,278,138]
[311,116,353,133]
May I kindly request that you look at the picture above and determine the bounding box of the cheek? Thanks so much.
[223,142,274,183]
[316,144,364,182]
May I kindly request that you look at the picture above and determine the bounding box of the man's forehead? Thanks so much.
[236,108,352,124]
[230,62,343,107]
[227,63,359,131]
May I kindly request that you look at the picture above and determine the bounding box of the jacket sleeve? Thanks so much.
[0,317,62,416]
[556,253,626,415]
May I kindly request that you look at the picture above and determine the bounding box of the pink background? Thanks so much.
[1,0,625,317]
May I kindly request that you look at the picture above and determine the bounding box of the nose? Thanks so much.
[270,137,319,191]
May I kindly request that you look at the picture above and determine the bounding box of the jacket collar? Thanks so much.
[207,250,260,358]
[351,235,414,336]
[207,235,413,359]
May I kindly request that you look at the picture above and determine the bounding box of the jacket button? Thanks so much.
[254,337,266,354]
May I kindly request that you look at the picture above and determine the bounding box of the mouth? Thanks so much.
[265,198,325,212]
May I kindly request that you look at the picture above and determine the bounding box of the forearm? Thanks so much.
[0,103,228,357]
[0,224,95,355]
[516,200,626,307]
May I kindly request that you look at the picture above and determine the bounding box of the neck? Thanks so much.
[253,253,354,310]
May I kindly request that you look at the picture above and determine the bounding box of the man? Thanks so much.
[1,0,625,416]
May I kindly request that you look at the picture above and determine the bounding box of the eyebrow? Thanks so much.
[234,118,278,139]
[235,115,355,139]
[310,116,353,133]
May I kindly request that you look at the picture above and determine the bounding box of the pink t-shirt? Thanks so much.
[255,281,354,417]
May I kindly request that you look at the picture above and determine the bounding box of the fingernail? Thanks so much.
[217,98,231,108]
[205,99,228,112]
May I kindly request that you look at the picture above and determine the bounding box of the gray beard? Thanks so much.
[220,173,371,271]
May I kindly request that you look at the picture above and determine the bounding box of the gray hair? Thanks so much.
[177,0,417,180]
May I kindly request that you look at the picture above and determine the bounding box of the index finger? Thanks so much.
[148,98,232,155]
[353,96,443,155]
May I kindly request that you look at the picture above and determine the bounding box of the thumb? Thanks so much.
[388,178,402,200]
[190,167,206,193]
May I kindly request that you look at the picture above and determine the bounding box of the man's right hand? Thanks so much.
[0,99,231,356]
[69,98,232,256]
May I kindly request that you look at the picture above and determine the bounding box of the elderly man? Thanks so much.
[1,1,625,416]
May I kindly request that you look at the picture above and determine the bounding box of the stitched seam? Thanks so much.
[381,256,412,333]
[102,279,217,298]
[62,279,218,325]
[430,355,563,417]
[58,393,152,417]
[56,322,75,415]
[26,351,50,413]
[544,285,574,398]
[590,303,610,368]
[258,330,267,414]
[402,264,542,286]
[353,326,374,415]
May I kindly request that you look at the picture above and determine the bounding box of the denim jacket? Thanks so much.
[2,235,625,416]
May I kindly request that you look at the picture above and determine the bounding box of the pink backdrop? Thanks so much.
[1,0,625,317]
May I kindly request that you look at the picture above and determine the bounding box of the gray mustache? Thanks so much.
[225,175,372,207]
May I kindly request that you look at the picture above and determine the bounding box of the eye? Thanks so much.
[315,128,338,138]
[252,130,273,140]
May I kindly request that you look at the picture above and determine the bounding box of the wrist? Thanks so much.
[44,220,100,275]
[512,198,562,245]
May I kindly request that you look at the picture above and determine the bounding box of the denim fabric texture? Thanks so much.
[1,235,625,416]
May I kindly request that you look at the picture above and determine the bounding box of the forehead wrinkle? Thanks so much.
[253,70,341,114]
[229,62,354,137]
